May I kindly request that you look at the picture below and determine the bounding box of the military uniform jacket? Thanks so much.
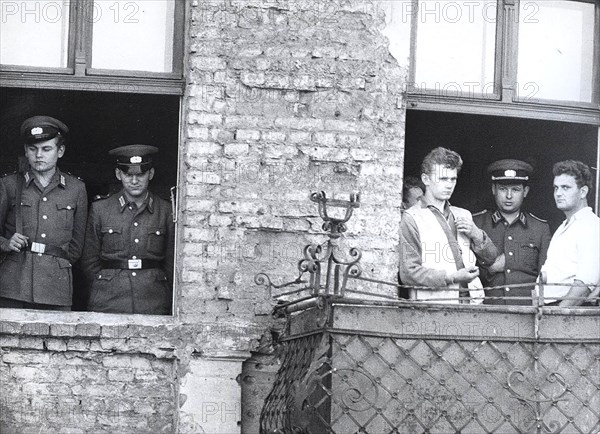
[0,169,88,306]
[81,190,174,315]
[473,210,551,305]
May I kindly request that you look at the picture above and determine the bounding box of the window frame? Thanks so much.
[408,0,503,101]
[0,0,185,95]
[406,0,600,126]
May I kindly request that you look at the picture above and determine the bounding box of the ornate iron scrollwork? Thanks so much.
[256,192,362,307]
[507,370,569,433]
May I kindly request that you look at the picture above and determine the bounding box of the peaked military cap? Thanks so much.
[20,116,69,144]
[110,144,158,175]
[488,159,533,183]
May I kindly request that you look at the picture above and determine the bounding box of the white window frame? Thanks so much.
[406,0,600,126]
[0,0,186,95]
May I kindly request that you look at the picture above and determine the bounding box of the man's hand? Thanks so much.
[456,217,483,243]
[449,266,480,285]
[0,233,28,253]
[488,254,505,274]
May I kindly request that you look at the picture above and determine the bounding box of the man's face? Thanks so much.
[492,183,529,214]
[422,164,457,201]
[404,186,424,208]
[116,167,154,199]
[24,137,64,174]
[553,174,586,212]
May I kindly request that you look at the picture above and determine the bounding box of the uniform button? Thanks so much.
[155,231,161,235]
[503,222,508,226]
[529,243,534,248]
[134,222,139,227]
[506,269,511,274]
[128,206,133,210]
[108,229,113,234]
[132,272,137,277]
[42,215,48,220]
[508,236,513,241]
[506,287,510,292]
[41,233,46,238]
[134,239,139,243]
[508,252,514,256]
[42,197,48,202]
[66,206,71,210]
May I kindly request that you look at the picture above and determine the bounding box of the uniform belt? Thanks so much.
[24,242,70,261]
[101,259,161,270]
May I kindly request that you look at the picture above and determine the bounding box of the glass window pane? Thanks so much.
[0,0,70,68]
[517,1,595,103]
[91,0,175,73]
[414,0,497,96]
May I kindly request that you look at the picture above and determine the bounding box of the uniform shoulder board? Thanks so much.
[528,212,548,223]
[65,171,84,181]
[93,193,112,202]
[472,209,488,217]
[1,170,17,178]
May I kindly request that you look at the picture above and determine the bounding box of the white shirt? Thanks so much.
[539,207,600,303]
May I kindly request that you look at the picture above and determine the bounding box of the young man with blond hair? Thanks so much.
[400,147,497,304]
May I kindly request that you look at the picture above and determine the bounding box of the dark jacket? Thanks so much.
[473,210,551,305]
[81,190,174,314]
[0,169,88,306]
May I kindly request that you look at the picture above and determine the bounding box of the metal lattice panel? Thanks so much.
[262,332,600,433]
[260,333,327,433]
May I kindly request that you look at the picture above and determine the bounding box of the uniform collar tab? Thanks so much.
[118,192,153,212]
[519,212,527,226]
[492,210,527,226]
[492,210,502,224]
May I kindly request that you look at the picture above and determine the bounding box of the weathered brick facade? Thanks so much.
[1,0,408,432]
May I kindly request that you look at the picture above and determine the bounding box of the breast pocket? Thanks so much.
[18,200,33,229]
[56,202,76,230]
[101,226,124,253]
[520,241,540,271]
[147,227,166,255]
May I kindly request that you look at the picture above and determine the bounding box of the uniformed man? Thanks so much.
[0,116,88,310]
[473,159,551,305]
[401,175,425,211]
[81,145,174,315]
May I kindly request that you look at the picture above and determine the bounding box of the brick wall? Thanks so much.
[0,315,177,433]
[0,311,265,433]
[180,0,407,324]
[1,351,174,433]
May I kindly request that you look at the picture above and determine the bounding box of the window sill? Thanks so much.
[0,308,264,358]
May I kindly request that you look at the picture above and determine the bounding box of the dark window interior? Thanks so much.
[404,110,599,232]
[0,87,180,310]
[1,88,179,198]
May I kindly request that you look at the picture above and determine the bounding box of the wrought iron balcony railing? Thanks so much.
[256,192,600,434]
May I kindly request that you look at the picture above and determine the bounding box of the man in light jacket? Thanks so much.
[400,147,497,304]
